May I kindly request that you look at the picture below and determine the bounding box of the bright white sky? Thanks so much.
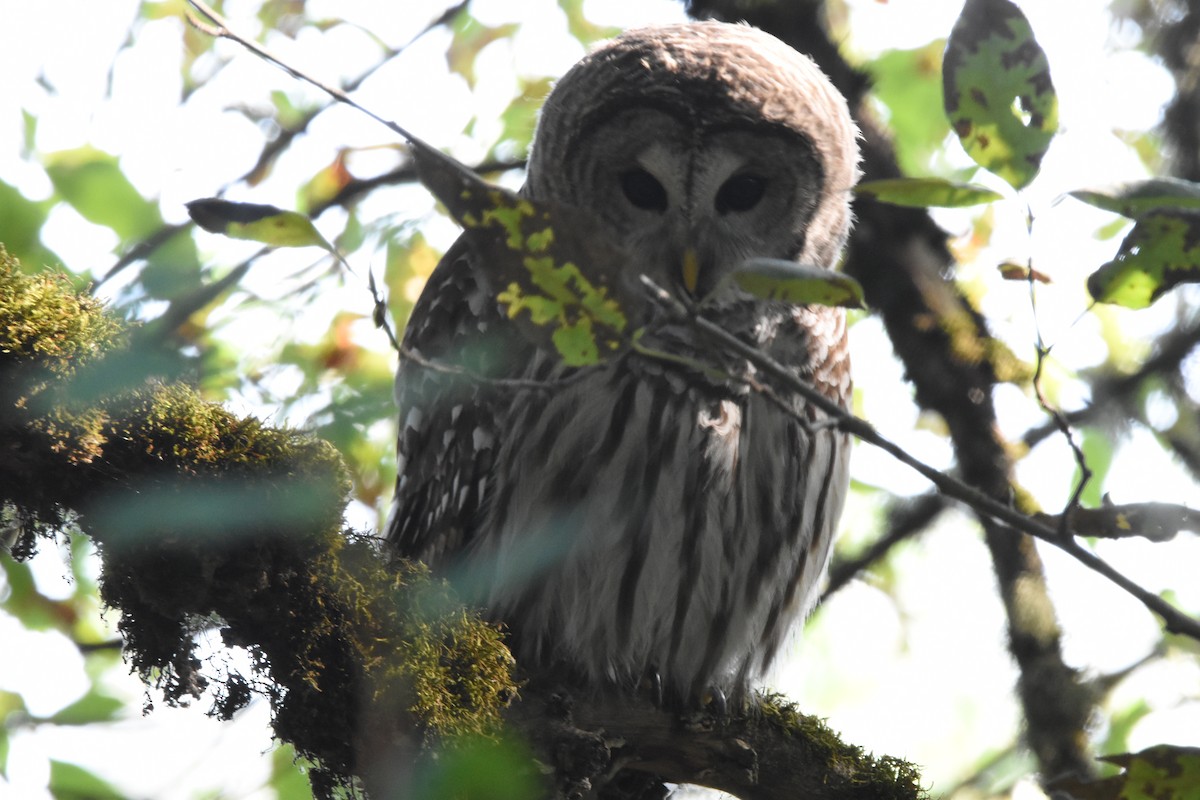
[0,1,1198,798]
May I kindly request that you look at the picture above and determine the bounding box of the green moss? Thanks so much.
[756,693,927,800]
[0,244,122,373]
[0,245,123,474]
[328,544,516,743]
[0,247,516,797]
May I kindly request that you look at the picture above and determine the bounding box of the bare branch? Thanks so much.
[1035,502,1199,543]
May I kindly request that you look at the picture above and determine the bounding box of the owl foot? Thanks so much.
[639,665,664,708]
[677,684,731,733]
[702,685,728,718]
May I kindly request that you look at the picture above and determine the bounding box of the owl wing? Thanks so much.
[385,234,530,566]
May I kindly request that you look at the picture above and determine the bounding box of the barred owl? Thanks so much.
[386,21,859,704]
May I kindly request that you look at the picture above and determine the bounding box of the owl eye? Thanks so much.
[619,168,668,213]
[715,174,767,214]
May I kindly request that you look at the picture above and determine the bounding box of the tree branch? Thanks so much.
[499,684,923,800]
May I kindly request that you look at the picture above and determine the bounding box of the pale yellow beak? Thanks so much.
[681,247,700,295]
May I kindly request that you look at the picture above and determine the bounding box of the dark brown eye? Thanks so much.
[715,174,766,214]
[620,168,668,212]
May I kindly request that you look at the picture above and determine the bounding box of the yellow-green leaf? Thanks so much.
[1049,745,1200,800]
[47,690,124,726]
[731,259,865,308]
[1087,210,1200,308]
[855,177,1002,208]
[1069,178,1200,218]
[409,136,633,366]
[48,759,125,800]
[868,41,950,176]
[411,735,541,800]
[44,146,162,242]
[447,14,518,88]
[943,0,1058,190]
[186,198,329,249]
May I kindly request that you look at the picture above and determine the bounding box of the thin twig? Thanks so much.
[1023,201,1092,535]
[1022,316,1200,449]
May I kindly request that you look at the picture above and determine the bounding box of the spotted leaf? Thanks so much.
[1049,745,1200,800]
[1087,210,1200,308]
[943,0,1058,190]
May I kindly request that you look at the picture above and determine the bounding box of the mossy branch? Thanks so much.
[497,685,924,800]
[0,246,514,795]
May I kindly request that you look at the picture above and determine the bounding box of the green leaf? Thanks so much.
[409,137,634,366]
[943,0,1058,190]
[0,689,26,778]
[0,179,59,270]
[270,89,308,129]
[48,760,125,800]
[269,743,313,800]
[730,259,866,308]
[411,736,540,800]
[868,41,951,176]
[186,198,330,249]
[447,14,518,88]
[140,225,204,301]
[1087,210,1200,308]
[1069,178,1200,218]
[855,177,1003,208]
[496,77,554,157]
[1075,428,1115,509]
[557,0,621,44]
[44,146,163,242]
[1,558,67,631]
[21,108,36,158]
[1049,745,1200,800]
[46,689,124,726]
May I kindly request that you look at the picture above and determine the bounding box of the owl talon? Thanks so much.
[641,666,664,708]
[703,685,728,718]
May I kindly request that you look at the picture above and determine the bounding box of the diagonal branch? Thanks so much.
[636,279,1200,643]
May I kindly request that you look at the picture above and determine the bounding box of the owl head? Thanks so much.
[525,21,860,300]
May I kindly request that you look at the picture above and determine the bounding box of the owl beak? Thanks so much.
[681,247,701,296]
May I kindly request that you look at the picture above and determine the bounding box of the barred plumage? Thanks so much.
[386,21,858,703]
